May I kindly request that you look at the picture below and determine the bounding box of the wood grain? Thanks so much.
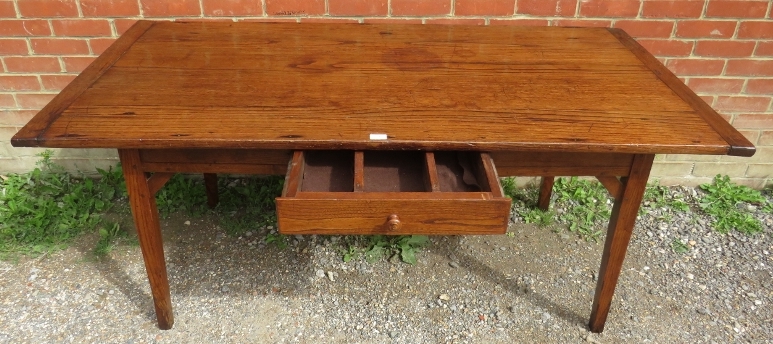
[147,172,174,195]
[203,173,218,208]
[537,176,555,211]
[491,152,634,177]
[354,151,364,192]
[596,175,622,199]
[277,198,511,235]
[118,149,174,330]
[12,21,751,157]
[608,29,754,157]
[423,152,441,192]
[11,21,155,147]
[589,154,655,333]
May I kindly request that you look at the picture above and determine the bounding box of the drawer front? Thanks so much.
[276,150,511,235]
[277,197,511,235]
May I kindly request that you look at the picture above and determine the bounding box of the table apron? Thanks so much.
[135,148,635,177]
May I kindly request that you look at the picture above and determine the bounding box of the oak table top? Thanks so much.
[12,20,754,156]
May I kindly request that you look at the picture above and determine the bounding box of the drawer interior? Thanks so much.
[290,150,501,195]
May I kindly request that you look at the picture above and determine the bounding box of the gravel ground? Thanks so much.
[0,186,771,343]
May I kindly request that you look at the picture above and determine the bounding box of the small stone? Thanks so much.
[697,308,710,315]
[542,312,551,321]
[449,261,460,268]
[327,271,335,282]
[389,331,398,339]
[315,269,325,278]
[245,231,253,237]
[184,220,190,226]
[754,300,763,305]
[439,294,450,301]
[221,286,229,292]
[686,273,694,280]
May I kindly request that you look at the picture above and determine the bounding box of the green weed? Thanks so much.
[155,174,208,218]
[341,235,430,265]
[671,238,689,254]
[214,176,284,236]
[642,183,690,213]
[500,177,518,199]
[93,221,127,256]
[0,151,123,257]
[553,177,611,241]
[699,175,767,235]
[521,208,555,227]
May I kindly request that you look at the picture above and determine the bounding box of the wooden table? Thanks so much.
[12,21,754,333]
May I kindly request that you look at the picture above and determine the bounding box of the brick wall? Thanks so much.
[0,0,771,187]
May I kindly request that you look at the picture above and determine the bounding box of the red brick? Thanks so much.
[675,20,737,38]
[265,0,325,15]
[81,0,140,16]
[0,39,29,55]
[516,0,576,16]
[299,18,360,23]
[733,114,773,128]
[665,59,725,76]
[238,18,300,22]
[489,19,550,26]
[89,38,116,55]
[687,78,745,93]
[641,0,703,18]
[579,0,640,17]
[700,95,716,106]
[362,18,423,24]
[613,20,674,38]
[0,1,16,17]
[455,0,514,16]
[695,40,756,57]
[553,19,612,27]
[15,93,55,109]
[141,0,201,17]
[637,39,693,56]
[746,79,773,95]
[738,21,773,39]
[52,19,112,37]
[63,57,96,72]
[17,0,78,17]
[757,42,773,56]
[758,130,773,145]
[0,76,40,91]
[40,74,76,91]
[0,94,16,108]
[4,56,60,73]
[114,19,139,35]
[715,96,771,112]
[706,0,768,18]
[31,38,90,55]
[202,0,262,16]
[329,0,387,15]
[0,110,38,126]
[0,20,51,36]
[726,60,773,76]
[391,0,451,16]
[425,18,485,25]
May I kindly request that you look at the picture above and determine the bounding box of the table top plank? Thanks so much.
[12,21,754,156]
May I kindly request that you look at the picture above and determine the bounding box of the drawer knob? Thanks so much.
[386,214,402,231]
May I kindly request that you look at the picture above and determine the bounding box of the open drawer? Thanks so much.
[276,150,511,235]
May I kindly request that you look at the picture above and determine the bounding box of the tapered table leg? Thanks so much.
[203,173,219,208]
[119,149,174,330]
[537,176,555,211]
[589,154,654,333]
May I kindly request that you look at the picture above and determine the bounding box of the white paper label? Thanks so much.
[369,133,388,140]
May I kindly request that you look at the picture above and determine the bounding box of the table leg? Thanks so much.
[588,154,654,333]
[537,176,554,210]
[203,173,219,208]
[119,149,174,330]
